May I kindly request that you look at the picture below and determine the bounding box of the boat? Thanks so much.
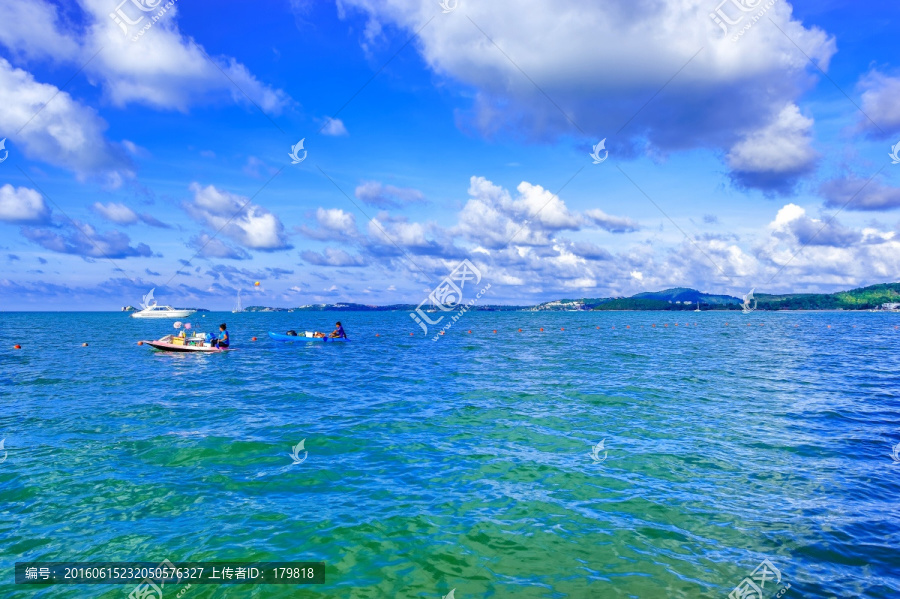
[143,334,229,353]
[268,331,349,342]
[232,289,243,313]
[694,302,701,312]
[132,305,197,319]
[131,289,196,319]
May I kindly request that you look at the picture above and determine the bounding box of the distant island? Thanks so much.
[284,282,900,312]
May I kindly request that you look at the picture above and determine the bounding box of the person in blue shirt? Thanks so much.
[330,321,347,339]
[215,323,230,348]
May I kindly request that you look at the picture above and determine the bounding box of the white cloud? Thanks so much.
[857,70,900,135]
[584,208,640,233]
[92,202,138,225]
[185,183,291,251]
[321,117,348,136]
[0,184,51,224]
[0,0,80,60]
[0,58,132,181]
[0,0,289,115]
[338,0,834,190]
[726,103,819,194]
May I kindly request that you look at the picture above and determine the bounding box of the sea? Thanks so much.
[1,310,899,598]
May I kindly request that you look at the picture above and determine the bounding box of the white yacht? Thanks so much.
[130,289,196,319]
[232,289,243,313]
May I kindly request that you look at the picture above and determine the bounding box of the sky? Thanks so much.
[0,0,898,310]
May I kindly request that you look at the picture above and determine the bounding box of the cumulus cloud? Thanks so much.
[727,104,819,194]
[0,0,289,115]
[456,177,581,248]
[0,184,51,224]
[770,203,861,248]
[21,221,153,259]
[297,207,359,241]
[300,248,368,267]
[0,58,132,181]
[338,0,833,188]
[355,181,425,208]
[184,183,291,251]
[820,176,900,212]
[857,70,900,136]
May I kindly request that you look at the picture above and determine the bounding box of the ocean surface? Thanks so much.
[1,310,899,598]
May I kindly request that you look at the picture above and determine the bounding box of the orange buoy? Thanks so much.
[493,330,497,333]
[626,325,630,329]
[596,326,599,329]
[82,343,89,347]
[468,330,472,334]
[14,344,21,349]
[675,323,679,326]
[137,341,144,345]
[252,336,257,341]
[540,328,544,332]
[664,324,668,327]
[561,327,564,331]
[652,324,656,328]
[440,331,444,335]
[612,326,615,329]
[827,325,831,329]
[518,328,522,332]
[376,333,381,337]
[410,332,414,336]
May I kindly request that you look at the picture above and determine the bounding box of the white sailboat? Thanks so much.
[694,301,701,312]
[232,289,243,313]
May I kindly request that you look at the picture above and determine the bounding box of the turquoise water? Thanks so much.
[1,311,899,598]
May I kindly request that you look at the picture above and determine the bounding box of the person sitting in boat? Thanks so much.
[330,321,347,339]
[214,323,230,348]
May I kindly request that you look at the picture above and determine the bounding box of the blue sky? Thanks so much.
[0,0,898,310]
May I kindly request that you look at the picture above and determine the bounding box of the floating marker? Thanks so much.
[82,343,89,347]
[493,330,497,334]
[410,332,414,336]
[540,328,544,332]
[518,328,522,332]
[626,325,630,329]
[468,330,472,334]
[561,327,564,331]
[13,344,21,349]
[252,337,257,341]
[137,341,144,345]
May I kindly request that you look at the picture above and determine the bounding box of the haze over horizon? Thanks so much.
[1,0,899,311]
